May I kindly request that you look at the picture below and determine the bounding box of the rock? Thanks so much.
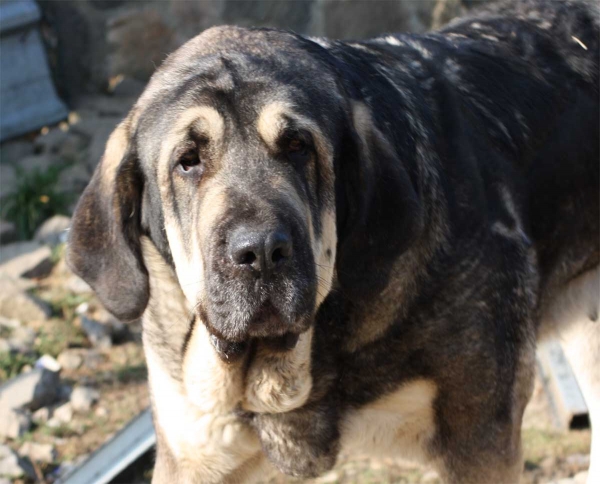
[421,470,440,483]
[0,241,40,265]
[71,116,122,170]
[33,215,71,246]
[94,406,108,418]
[565,453,590,470]
[540,456,558,471]
[80,315,112,348]
[107,8,176,80]
[0,163,16,197]
[0,444,25,478]
[48,402,73,426]
[32,406,50,423]
[33,128,87,159]
[0,316,20,330]
[574,471,589,484]
[0,340,10,353]
[7,326,36,353]
[65,274,92,294]
[0,220,16,245]
[16,153,58,175]
[0,367,60,412]
[18,442,56,463]
[57,384,73,401]
[0,242,53,279]
[57,349,83,370]
[83,350,104,369]
[0,140,34,164]
[109,76,146,98]
[35,354,61,372]
[70,386,99,413]
[0,276,50,322]
[0,409,31,439]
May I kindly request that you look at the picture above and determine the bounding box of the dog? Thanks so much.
[67,0,599,482]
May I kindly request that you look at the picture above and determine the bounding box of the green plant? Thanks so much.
[0,351,37,381]
[0,163,73,240]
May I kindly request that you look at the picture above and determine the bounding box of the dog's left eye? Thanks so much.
[179,150,202,173]
[286,137,310,162]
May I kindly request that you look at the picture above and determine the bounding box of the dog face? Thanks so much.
[67,26,422,351]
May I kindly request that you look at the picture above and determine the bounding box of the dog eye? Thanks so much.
[179,150,202,173]
[288,138,305,153]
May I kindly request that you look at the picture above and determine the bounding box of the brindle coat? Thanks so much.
[67,0,599,482]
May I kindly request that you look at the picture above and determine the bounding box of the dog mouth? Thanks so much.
[206,301,303,360]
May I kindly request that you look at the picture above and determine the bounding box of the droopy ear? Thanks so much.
[335,102,423,296]
[67,120,149,321]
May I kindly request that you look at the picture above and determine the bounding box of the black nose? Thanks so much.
[229,227,292,275]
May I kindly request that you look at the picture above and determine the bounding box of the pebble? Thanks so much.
[33,215,71,246]
[57,349,84,370]
[0,409,31,439]
[421,470,440,483]
[35,354,62,373]
[18,442,56,463]
[32,406,51,423]
[48,402,73,427]
[0,242,53,279]
[80,316,112,349]
[70,386,99,413]
[0,275,51,322]
[7,326,36,353]
[0,367,60,412]
[0,444,25,478]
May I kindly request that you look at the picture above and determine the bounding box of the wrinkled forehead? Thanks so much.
[134,28,343,157]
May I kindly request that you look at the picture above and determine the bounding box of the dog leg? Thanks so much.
[542,267,599,483]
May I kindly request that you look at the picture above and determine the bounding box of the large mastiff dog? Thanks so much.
[68,0,599,482]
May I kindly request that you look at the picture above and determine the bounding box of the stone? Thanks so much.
[565,453,590,470]
[0,339,9,353]
[35,354,61,372]
[0,242,52,279]
[0,275,50,322]
[57,349,83,370]
[107,7,177,80]
[80,315,112,349]
[109,76,146,98]
[421,470,440,483]
[574,471,589,484]
[83,350,103,369]
[16,153,58,174]
[0,316,20,329]
[70,386,99,413]
[0,240,40,264]
[33,128,87,159]
[0,140,34,164]
[18,442,56,463]
[32,406,50,423]
[0,408,31,439]
[0,220,16,245]
[48,402,73,426]
[94,406,108,418]
[33,215,70,246]
[7,326,35,353]
[0,161,16,197]
[71,115,122,170]
[65,274,92,294]
[0,444,25,478]
[0,367,59,412]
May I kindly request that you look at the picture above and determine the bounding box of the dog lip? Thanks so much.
[209,334,249,361]
[261,332,300,352]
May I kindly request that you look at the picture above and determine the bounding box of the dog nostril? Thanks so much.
[239,251,257,265]
[271,247,285,264]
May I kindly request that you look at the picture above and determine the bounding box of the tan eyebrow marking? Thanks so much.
[256,101,333,158]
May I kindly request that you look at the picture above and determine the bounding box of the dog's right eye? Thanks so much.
[178,150,202,174]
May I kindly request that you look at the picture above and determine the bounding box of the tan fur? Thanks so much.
[99,121,130,193]
[243,328,314,413]
[141,237,264,483]
[339,379,437,463]
[539,267,600,484]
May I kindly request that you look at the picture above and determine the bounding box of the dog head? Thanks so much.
[68,26,422,349]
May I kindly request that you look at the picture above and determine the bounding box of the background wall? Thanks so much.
[38,0,478,105]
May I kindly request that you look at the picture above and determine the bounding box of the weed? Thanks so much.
[0,351,36,381]
[0,162,73,240]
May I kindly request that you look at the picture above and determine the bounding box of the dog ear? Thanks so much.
[335,102,424,296]
[67,120,149,321]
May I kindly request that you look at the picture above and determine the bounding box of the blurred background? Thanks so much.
[0,1,591,483]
